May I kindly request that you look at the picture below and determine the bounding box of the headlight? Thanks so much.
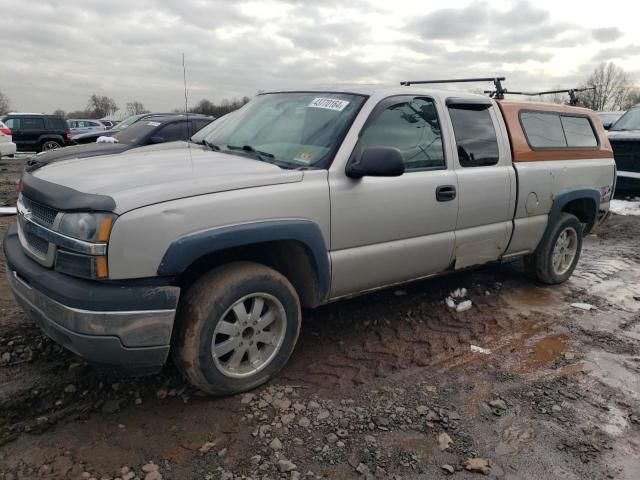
[58,212,115,242]
[55,212,116,279]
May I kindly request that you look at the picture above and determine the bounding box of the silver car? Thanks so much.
[67,119,106,136]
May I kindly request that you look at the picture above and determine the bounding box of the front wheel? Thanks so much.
[526,212,583,284]
[173,262,301,396]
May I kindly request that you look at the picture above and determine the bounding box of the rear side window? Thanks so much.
[561,116,597,147]
[46,118,65,130]
[520,111,598,149]
[520,112,565,148]
[21,118,45,130]
[4,118,20,129]
[448,106,499,167]
[156,122,188,142]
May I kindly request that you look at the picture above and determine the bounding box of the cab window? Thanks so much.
[359,97,445,171]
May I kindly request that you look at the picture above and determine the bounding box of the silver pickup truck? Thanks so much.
[4,86,616,395]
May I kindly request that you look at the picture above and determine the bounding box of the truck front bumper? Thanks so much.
[4,224,180,376]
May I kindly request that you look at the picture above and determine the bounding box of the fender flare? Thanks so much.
[38,134,66,146]
[158,220,331,301]
[539,189,600,247]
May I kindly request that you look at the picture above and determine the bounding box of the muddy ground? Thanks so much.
[0,155,639,479]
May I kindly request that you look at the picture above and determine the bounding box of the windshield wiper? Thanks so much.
[225,144,296,169]
[202,139,220,151]
[227,144,274,158]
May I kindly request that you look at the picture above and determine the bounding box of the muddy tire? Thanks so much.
[173,261,301,396]
[526,212,583,285]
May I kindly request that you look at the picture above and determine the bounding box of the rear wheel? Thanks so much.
[40,140,61,152]
[173,262,301,395]
[526,212,583,284]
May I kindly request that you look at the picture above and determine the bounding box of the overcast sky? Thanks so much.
[1,0,638,116]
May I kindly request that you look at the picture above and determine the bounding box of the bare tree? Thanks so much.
[191,96,251,117]
[579,62,634,111]
[0,91,11,115]
[66,110,94,119]
[52,109,66,117]
[86,95,118,118]
[621,88,640,110]
[126,101,149,116]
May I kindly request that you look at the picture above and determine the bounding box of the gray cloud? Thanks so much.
[0,0,632,114]
[593,45,640,62]
[592,27,623,42]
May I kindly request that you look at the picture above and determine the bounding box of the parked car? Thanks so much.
[597,111,625,130]
[28,115,214,166]
[0,120,17,159]
[72,112,185,144]
[99,119,117,129]
[67,119,107,136]
[5,87,615,395]
[607,105,640,194]
[0,113,71,152]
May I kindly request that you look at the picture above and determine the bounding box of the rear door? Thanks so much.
[445,98,516,268]
[20,117,45,151]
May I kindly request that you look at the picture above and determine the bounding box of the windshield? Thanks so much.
[610,108,640,131]
[116,114,145,130]
[113,120,159,144]
[201,92,366,168]
[191,112,235,144]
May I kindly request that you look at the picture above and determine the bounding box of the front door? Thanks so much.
[329,95,458,298]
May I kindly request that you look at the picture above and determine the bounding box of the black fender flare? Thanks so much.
[38,134,65,146]
[158,220,331,302]
[539,189,600,248]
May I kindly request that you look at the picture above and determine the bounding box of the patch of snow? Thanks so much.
[96,136,118,143]
[470,345,491,355]
[451,288,467,299]
[609,199,640,216]
[571,302,597,311]
[456,300,473,312]
[445,288,472,312]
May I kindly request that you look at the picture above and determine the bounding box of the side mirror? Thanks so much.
[149,136,165,144]
[346,146,405,179]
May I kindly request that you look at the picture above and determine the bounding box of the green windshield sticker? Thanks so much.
[308,98,350,111]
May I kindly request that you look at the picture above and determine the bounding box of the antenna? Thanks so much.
[182,53,193,167]
[182,52,188,114]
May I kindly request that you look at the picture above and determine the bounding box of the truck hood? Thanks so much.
[29,142,130,164]
[607,130,640,141]
[30,142,304,214]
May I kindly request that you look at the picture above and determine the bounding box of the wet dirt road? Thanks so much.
[0,156,639,479]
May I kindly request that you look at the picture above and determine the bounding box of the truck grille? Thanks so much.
[610,140,640,173]
[24,231,49,255]
[17,195,59,266]
[21,196,59,228]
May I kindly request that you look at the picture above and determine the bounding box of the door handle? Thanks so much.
[436,185,456,202]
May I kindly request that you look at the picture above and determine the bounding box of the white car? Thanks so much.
[0,120,17,159]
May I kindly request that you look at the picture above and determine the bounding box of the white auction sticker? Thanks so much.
[147,121,161,126]
[308,97,350,111]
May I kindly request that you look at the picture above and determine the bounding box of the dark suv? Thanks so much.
[0,114,71,152]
